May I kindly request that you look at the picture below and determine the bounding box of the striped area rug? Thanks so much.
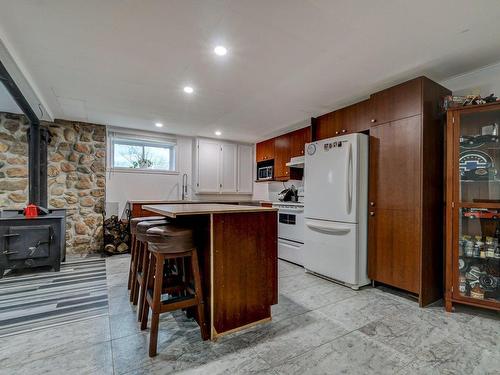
[0,258,108,338]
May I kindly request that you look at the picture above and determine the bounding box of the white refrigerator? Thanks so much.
[303,133,369,289]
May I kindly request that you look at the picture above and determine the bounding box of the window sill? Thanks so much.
[107,168,179,176]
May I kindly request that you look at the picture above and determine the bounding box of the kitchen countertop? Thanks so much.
[142,203,277,218]
[127,199,264,205]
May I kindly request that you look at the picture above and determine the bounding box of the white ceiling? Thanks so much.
[0,0,500,142]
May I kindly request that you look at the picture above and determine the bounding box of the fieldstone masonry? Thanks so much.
[0,112,106,254]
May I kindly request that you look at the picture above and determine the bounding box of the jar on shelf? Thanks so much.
[459,275,467,296]
[470,284,485,300]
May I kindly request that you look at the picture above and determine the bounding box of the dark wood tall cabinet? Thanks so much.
[367,77,451,306]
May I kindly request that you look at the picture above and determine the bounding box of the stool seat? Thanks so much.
[145,226,194,254]
[130,216,166,234]
[136,220,168,241]
[147,225,193,238]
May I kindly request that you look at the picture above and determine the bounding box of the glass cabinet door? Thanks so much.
[459,107,500,204]
[457,207,500,303]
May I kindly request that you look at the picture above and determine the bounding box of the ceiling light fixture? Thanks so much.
[183,86,194,94]
[215,130,222,136]
[155,122,163,128]
[214,46,228,56]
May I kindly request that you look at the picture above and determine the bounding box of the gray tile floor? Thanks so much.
[1,254,499,374]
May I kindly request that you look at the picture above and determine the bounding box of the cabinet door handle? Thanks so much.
[370,119,377,123]
[370,211,375,216]
[342,129,347,133]
[335,131,339,135]
[370,202,375,207]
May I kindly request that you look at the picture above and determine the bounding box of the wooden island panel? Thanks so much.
[212,211,277,335]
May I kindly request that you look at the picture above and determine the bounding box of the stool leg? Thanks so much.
[141,253,155,331]
[132,242,145,305]
[191,250,208,340]
[137,245,150,322]
[149,253,165,357]
[127,235,136,290]
[130,241,140,303]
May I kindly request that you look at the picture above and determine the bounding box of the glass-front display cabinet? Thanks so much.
[446,102,500,312]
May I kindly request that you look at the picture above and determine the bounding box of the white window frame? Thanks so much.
[108,129,179,175]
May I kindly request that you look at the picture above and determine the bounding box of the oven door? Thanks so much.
[277,207,304,244]
[6,225,52,260]
[278,238,303,266]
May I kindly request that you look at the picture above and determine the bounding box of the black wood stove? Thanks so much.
[0,209,66,277]
[0,59,66,278]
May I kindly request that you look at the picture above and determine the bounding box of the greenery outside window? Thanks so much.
[111,137,177,172]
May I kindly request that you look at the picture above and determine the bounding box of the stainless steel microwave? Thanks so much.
[257,166,273,180]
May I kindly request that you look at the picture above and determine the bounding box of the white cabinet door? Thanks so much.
[237,144,253,194]
[197,139,220,193]
[220,143,237,193]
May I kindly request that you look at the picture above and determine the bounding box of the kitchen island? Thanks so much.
[143,203,278,340]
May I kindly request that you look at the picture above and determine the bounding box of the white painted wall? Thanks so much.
[441,61,500,97]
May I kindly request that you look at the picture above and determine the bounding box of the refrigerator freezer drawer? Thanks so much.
[304,219,367,287]
[278,238,303,266]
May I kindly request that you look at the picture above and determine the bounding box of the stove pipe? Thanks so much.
[0,60,47,207]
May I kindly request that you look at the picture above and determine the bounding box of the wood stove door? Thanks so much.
[6,225,52,260]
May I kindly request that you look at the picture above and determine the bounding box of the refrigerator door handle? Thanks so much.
[306,220,351,235]
[345,142,353,215]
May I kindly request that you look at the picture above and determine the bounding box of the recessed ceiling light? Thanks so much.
[155,122,163,128]
[214,46,228,56]
[215,130,222,136]
[183,86,194,94]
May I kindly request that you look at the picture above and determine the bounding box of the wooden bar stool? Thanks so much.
[140,225,208,357]
[128,216,165,291]
[130,219,168,305]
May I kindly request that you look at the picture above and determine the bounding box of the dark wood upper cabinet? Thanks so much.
[313,99,371,141]
[313,111,340,140]
[256,138,275,162]
[369,78,422,126]
[274,134,291,179]
[290,127,312,157]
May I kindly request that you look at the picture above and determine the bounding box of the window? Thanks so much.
[111,137,176,172]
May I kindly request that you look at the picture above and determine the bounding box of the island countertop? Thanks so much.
[142,203,277,218]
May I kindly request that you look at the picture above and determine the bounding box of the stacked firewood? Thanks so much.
[103,215,130,254]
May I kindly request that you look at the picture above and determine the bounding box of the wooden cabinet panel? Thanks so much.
[370,78,422,126]
[274,134,291,179]
[314,100,371,141]
[290,127,312,157]
[256,139,275,162]
[368,116,422,294]
[313,111,340,140]
[368,208,420,293]
[368,116,422,210]
[337,100,371,135]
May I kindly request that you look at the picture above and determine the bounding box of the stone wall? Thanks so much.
[0,112,106,255]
